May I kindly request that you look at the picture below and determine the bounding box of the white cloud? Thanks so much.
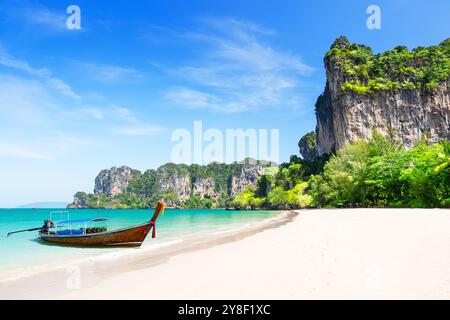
[80,63,143,83]
[0,50,51,77]
[163,18,314,113]
[45,78,81,101]
[0,75,89,161]
[165,87,221,110]
[109,106,167,136]
[53,135,98,153]
[62,105,137,122]
[203,17,277,37]
[61,107,106,120]
[0,75,165,161]
[80,107,105,120]
[110,105,137,122]
[0,143,52,160]
[0,48,81,101]
[114,125,166,137]
[188,18,312,74]
[0,75,57,125]
[4,2,68,32]
[58,104,167,137]
[0,134,100,162]
[24,6,66,31]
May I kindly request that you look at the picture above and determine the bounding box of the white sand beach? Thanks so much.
[3,208,450,300]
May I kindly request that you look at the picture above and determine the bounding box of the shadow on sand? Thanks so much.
[29,237,140,250]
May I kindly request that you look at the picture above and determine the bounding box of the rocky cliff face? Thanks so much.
[192,177,220,202]
[230,165,264,196]
[298,131,318,161]
[71,161,269,208]
[70,193,87,209]
[94,166,133,196]
[314,37,450,156]
[154,165,191,206]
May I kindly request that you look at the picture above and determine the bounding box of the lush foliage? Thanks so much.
[182,195,214,209]
[298,131,318,160]
[74,134,450,210]
[310,134,450,208]
[327,36,450,94]
[230,131,450,210]
[227,156,325,209]
[72,192,148,209]
[71,159,274,209]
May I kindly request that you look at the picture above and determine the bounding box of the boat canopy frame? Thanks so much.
[49,210,108,225]
[56,218,109,224]
[47,211,109,236]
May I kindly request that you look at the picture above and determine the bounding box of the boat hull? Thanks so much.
[39,223,152,247]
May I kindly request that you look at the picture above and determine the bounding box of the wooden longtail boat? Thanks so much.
[36,201,166,247]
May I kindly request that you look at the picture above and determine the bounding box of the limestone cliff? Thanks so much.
[94,166,133,196]
[314,37,450,156]
[230,165,264,196]
[298,131,318,161]
[70,192,88,209]
[192,177,220,202]
[70,160,271,208]
[154,164,191,207]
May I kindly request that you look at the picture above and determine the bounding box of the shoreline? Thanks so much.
[0,210,296,299]
[3,208,450,300]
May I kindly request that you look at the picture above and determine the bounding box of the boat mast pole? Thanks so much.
[150,201,166,222]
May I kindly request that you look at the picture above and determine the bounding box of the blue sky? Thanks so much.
[0,0,449,207]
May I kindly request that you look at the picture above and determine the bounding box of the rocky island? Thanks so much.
[303,36,450,158]
[69,160,272,209]
[253,36,450,209]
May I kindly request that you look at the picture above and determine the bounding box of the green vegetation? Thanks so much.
[298,131,318,161]
[71,159,274,209]
[73,191,148,209]
[182,195,214,209]
[303,132,317,150]
[228,155,327,210]
[311,135,450,208]
[327,36,450,94]
[71,38,450,211]
[75,135,450,210]
[231,132,450,209]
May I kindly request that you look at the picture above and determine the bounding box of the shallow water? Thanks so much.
[0,208,280,271]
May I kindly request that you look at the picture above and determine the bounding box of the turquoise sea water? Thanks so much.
[0,208,280,271]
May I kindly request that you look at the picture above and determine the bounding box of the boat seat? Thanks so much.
[56,229,84,236]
